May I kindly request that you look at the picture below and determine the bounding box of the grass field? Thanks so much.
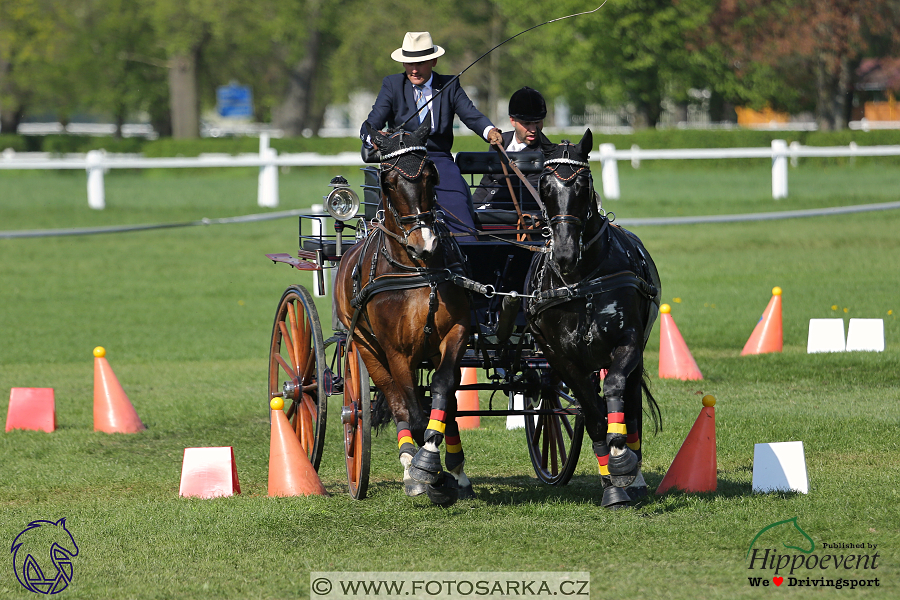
[1,164,899,599]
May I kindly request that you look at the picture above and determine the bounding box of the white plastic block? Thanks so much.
[807,318,845,353]
[845,319,884,352]
[506,393,524,430]
[752,441,808,494]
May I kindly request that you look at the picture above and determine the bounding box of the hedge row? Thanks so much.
[3,128,899,161]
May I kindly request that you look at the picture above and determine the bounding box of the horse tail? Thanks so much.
[371,389,394,431]
[641,369,662,434]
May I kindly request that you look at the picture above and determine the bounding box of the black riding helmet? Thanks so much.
[508,87,547,122]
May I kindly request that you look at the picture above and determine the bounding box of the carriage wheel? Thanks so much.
[342,340,371,499]
[268,285,327,470]
[524,385,584,485]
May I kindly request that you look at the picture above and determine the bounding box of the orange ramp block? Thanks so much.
[268,397,327,497]
[658,304,703,380]
[179,447,241,498]
[6,388,56,432]
[741,287,783,355]
[455,367,480,430]
[93,346,145,433]
[656,395,717,495]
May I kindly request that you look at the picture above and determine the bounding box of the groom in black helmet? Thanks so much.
[472,86,547,212]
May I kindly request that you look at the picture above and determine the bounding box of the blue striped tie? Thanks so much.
[414,85,428,124]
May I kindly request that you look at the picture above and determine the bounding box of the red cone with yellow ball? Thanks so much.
[268,396,328,497]
[93,346,145,433]
[656,395,718,495]
[658,304,703,380]
[741,287,783,355]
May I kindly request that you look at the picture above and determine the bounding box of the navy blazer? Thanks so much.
[361,72,494,156]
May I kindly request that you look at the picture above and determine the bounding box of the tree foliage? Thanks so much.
[1,0,898,136]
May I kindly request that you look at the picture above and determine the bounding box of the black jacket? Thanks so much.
[471,130,542,212]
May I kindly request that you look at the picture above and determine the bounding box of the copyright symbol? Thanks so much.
[312,577,332,595]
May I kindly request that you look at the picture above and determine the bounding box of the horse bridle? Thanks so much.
[543,148,605,257]
[377,143,440,248]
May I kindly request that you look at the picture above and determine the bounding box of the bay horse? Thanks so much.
[333,120,473,506]
[525,129,662,508]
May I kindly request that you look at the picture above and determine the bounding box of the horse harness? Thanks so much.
[526,146,658,342]
[346,141,490,344]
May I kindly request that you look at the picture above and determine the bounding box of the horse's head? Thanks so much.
[366,120,441,262]
[539,129,595,277]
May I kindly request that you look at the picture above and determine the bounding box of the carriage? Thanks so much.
[265,126,660,507]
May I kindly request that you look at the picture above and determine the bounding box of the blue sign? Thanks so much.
[217,83,253,118]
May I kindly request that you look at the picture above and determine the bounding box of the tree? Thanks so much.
[0,0,85,132]
[704,0,900,130]
[495,0,720,128]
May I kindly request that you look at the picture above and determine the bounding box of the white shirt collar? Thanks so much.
[507,138,528,152]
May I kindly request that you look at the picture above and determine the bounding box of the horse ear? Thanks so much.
[412,116,431,145]
[366,122,387,149]
[577,128,593,160]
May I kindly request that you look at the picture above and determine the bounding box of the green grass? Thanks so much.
[1,166,898,599]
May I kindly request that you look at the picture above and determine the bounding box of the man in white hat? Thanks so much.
[361,31,503,236]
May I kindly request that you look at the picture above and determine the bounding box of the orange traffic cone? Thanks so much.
[656,395,717,494]
[93,346,145,433]
[268,397,327,497]
[741,287,783,355]
[179,446,241,498]
[658,304,703,380]
[6,388,56,432]
[455,367,480,430]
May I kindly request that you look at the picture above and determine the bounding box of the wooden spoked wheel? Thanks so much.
[268,285,327,470]
[524,385,584,485]
[342,340,371,499]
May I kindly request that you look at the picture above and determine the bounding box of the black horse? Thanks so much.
[334,120,473,506]
[525,129,662,508]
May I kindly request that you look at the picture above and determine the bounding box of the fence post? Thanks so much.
[86,150,106,210]
[771,139,788,199]
[257,133,279,207]
[599,143,620,200]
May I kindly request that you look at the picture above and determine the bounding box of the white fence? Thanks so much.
[3,135,899,208]
[597,140,900,200]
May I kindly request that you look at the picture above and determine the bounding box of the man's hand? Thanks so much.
[487,127,503,146]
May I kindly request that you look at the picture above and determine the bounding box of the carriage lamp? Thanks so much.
[324,176,360,221]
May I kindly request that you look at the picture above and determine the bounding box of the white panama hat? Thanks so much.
[391,31,445,63]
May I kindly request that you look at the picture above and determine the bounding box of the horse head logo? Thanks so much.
[11,518,79,594]
[746,516,815,558]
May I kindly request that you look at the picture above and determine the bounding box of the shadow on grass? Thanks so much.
[356,470,759,511]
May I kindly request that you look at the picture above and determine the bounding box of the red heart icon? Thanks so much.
[773,577,784,586]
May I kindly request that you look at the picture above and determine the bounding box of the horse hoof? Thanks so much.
[607,447,639,475]
[457,483,476,500]
[409,447,443,485]
[609,471,638,488]
[601,485,631,509]
[626,486,648,501]
[425,473,458,507]
[607,448,639,487]
[404,480,428,497]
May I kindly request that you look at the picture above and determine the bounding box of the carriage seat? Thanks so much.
[455,151,543,175]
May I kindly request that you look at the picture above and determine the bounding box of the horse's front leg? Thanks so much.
[408,322,469,503]
[603,337,643,488]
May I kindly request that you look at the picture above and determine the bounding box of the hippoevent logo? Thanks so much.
[746,517,880,589]
[10,518,79,594]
